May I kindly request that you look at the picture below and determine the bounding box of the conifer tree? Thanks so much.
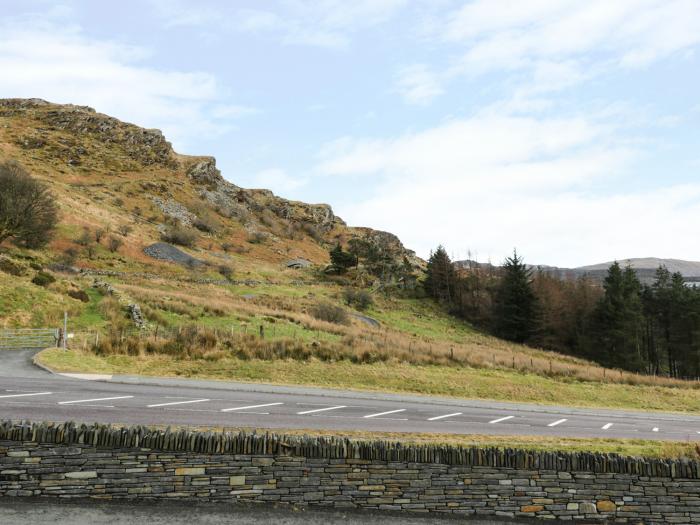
[492,250,538,343]
[424,245,456,304]
[589,262,645,371]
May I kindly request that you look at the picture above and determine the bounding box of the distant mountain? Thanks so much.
[455,258,700,284]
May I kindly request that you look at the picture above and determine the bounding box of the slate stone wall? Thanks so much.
[1,421,699,523]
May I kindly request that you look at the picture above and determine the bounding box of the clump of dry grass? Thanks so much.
[115,282,700,390]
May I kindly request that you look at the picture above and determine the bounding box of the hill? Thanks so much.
[456,257,700,283]
[6,98,700,419]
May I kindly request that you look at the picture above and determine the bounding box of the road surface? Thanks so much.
[1,349,699,441]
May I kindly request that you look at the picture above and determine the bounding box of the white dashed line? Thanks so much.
[602,423,613,430]
[58,396,133,405]
[221,402,283,412]
[548,418,568,427]
[364,409,406,419]
[652,427,659,432]
[0,391,53,399]
[148,399,210,408]
[297,405,346,415]
[427,412,462,421]
[489,416,515,424]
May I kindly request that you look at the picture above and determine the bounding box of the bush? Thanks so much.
[218,264,234,280]
[117,224,132,237]
[31,271,55,287]
[0,161,58,248]
[342,288,373,311]
[161,224,197,247]
[192,216,216,233]
[94,228,106,242]
[310,302,350,325]
[67,289,90,302]
[247,231,266,244]
[108,236,123,253]
[61,247,79,265]
[0,256,25,276]
[75,227,92,246]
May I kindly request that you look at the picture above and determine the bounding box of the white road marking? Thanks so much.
[427,412,462,421]
[148,399,210,408]
[602,423,613,430]
[548,418,568,427]
[297,405,346,415]
[652,427,659,432]
[364,409,406,419]
[58,396,133,405]
[489,416,515,424]
[221,402,283,412]
[0,391,53,399]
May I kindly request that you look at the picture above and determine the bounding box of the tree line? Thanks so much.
[425,245,700,378]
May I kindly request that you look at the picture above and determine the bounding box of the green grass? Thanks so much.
[37,348,700,414]
[70,288,107,330]
[370,297,477,343]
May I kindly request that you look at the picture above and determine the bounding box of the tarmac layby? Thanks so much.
[1,349,700,441]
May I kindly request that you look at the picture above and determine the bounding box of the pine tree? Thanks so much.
[492,250,538,343]
[329,243,357,273]
[589,262,645,371]
[424,245,456,304]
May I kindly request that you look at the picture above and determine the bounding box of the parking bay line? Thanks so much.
[58,396,134,405]
[0,392,53,399]
[221,402,284,413]
[297,405,346,415]
[548,418,568,427]
[364,409,406,419]
[489,416,515,424]
[427,412,462,421]
[148,399,210,408]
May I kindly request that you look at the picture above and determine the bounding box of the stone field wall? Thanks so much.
[2,421,700,523]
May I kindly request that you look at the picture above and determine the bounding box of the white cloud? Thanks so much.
[314,111,700,267]
[394,64,444,105]
[253,168,307,195]
[414,0,700,104]
[149,0,407,49]
[0,19,251,151]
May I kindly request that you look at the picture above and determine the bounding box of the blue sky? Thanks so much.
[1,0,700,267]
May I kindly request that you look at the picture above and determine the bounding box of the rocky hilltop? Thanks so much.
[0,98,420,277]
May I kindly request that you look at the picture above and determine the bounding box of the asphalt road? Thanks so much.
[0,497,516,524]
[2,349,700,441]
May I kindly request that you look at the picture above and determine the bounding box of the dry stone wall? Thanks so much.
[2,421,700,523]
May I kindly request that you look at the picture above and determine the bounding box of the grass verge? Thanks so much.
[38,348,700,413]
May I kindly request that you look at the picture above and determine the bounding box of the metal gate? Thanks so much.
[0,328,59,349]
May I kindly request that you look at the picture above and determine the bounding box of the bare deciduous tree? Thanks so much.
[0,161,58,249]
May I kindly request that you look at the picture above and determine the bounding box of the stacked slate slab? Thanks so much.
[1,420,698,523]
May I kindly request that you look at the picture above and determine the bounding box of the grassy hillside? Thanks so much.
[4,98,700,416]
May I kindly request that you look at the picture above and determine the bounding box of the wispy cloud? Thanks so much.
[314,108,700,266]
[0,17,253,151]
[394,64,444,105]
[149,0,407,49]
[403,0,700,105]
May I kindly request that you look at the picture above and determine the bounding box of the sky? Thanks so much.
[1,0,700,267]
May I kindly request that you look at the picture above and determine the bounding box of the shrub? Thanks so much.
[342,288,373,311]
[161,224,197,247]
[218,264,234,280]
[108,236,123,253]
[75,227,92,246]
[117,224,132,237]
[221,242,232,252]
[192,216,216,233]
[31,271,55,287]
[94,228,105,242]
[0,161,58,248]
[310,302,350,325]
[67,289,90,302]
[247,231,266,244]
[61,247,79,265]
[0,256,25,276]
